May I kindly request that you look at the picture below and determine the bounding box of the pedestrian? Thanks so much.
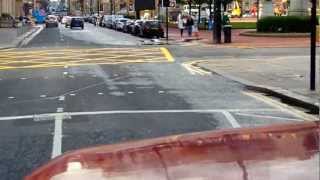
[222,12,230,26]
[186,16,194,37]
[193,20,200,40]
[177,13,185,39]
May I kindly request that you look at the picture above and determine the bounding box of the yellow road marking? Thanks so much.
[160,47,175,62]
[0,47,172,70]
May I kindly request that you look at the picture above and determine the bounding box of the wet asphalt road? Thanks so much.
[0,23,313,180]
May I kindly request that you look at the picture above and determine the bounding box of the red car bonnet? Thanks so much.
[25,121,320,180]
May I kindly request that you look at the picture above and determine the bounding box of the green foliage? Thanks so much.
[257,16,311,33]
[231,22,256,29]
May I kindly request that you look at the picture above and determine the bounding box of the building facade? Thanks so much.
[0,0,32,17]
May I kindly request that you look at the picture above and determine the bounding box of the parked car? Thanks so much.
[104,17,114,28]
[61,16,69,24]
[123,20,135,33]
[132,20,144,36]
[45,15,58,28]
[115,18,129,31]
[64,16,72,27]
[101,15,110,27]
[140,20,164,38]
[83,15,90,22]
[88,15,96,24]
[70,17,84,29]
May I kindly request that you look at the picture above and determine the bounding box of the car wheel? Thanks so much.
[81,26,84,30]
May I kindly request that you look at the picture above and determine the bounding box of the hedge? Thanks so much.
[231,22,256,29]
[257,16,311,33]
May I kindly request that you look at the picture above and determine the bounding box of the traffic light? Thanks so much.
[163,0,170,7]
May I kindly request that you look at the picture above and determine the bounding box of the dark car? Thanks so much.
[83,15,90,22]
[123,20,134,33]
[70,17,84,29]
[140,20,164,38]
[132,20,144,36]
[98,15,104,27]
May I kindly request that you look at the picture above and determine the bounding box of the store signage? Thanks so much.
[135,0,155,10]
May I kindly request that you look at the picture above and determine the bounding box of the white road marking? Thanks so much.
[158,91,165,94]
[8,97,15,99]
[221,111,241,128]
[128,91,135,94]
[59,96,65,101]
[97,92,104,95]
[52,108,64,159]
[20,25,45,47]
[243,92,318,121]
[40,95,47,98]
[0,109,281,122]
[57,108,64,113]
[182,62,212,76]
[235,112,303,121]
[69,93,76,96]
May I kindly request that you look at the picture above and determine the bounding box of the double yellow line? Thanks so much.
[160,47,175,62]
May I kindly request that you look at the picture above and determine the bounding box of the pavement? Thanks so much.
[168,27,311,48]
[195,57,320,113]
[0,22,318,180]
[0,25,44,49]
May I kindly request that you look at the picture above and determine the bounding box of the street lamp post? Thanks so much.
[97,0,100,15]
[68,0,71,15]
[213,0,221,44]
[310,0,317,91]
[90,0,93,14]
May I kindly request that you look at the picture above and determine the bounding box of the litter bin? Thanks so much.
[223,25,232,43]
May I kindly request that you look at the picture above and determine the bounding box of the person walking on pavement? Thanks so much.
[192,18,200,40]
[186,16,194,37]
[177,13,185,39]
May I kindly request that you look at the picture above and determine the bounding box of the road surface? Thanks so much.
[0,23,314,180]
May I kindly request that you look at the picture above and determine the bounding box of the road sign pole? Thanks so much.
[166,6,169,44]
[213,0,221,44]
[310,0,317,91]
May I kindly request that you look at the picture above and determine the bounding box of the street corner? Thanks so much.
[194,60,319,116]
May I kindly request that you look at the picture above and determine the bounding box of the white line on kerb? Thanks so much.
[51,108,64,159]
[221,111,241,128]
[235,112,303,121]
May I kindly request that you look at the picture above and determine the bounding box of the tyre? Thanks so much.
[81,26,84,30]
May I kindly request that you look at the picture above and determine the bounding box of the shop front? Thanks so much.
[227,0,290,18]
